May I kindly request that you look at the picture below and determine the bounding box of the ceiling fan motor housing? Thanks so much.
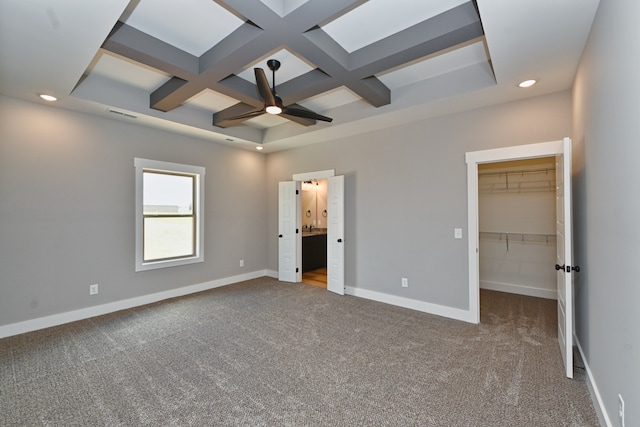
[267,59,281,71]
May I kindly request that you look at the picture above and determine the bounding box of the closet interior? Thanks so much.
[478,157,557,300]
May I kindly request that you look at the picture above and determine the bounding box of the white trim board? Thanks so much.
[4,270,477,339]
[575,335,613,427]
[292,169,335,181]
[345,286,475,323]
[265,269,279,278]
[0,270,268,339]
[480,280,557,300]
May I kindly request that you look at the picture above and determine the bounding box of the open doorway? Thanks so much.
[301,179,328,288]
[478,157,557,300]
[279,170,345,295]
[466,138,576,378]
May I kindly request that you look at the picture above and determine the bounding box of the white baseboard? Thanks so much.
[575,335,612,427]
[0,269,268,339]
[265,269,278,278]
[3,272,523,337]
[480,280,556,300]
[268,271,474,323]
[345,286,475,323]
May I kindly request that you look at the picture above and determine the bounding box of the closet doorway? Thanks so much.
[466,138,576,378]
[478,157,557,299]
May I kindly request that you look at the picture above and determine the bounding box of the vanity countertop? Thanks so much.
[302,229,327,237]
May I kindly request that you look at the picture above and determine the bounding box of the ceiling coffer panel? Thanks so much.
[100,0,484,128]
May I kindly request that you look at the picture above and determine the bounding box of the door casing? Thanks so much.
[290,170,344,293]
[465,138,570,323]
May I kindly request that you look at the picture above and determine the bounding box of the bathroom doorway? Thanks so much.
[279,169,345,294]
[301,179,328,288]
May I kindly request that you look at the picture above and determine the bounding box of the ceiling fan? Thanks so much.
[225,59,333,125]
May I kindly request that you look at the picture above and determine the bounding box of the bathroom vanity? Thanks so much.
[302,230,327,272]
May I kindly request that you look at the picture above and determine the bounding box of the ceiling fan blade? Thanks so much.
[283,106,333,123]
[279,113,316,127]
[254,68,277,106]
[223,109,265,121]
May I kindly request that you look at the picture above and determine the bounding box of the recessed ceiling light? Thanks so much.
[256,146,264,151]
[518,79,537,88]
[39,94,57,102]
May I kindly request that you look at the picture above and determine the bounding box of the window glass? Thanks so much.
[143,171,195,262]
[143,172,193,215]
[135,159,205,271]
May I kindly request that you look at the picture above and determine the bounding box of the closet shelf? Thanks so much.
[479,231,556,251]
[478,168,555,193]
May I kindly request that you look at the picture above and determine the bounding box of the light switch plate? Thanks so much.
[454,228,463,239]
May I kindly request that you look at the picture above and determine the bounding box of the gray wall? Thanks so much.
[0,96,267,326]
[572,0,640,424]
[266,91,571,310]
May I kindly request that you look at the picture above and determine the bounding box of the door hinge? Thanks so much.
[296,267,299,273]
[296,228,299,233]
[296,189,299,195]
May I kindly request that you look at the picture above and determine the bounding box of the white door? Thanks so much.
[327,175,345,295]
[278,181,301,283]
[556,137,575,378]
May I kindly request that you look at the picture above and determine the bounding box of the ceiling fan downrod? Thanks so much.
[267,59,280,94]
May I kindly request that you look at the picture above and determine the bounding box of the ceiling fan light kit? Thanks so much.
[265,105,282,115]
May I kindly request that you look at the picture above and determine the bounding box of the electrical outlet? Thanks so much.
[618,394,625,427]
[89,284,99,295]
[239,259,244,267]
[401,278,408,288]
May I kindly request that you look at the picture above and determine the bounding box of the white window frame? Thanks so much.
[135,158,205,272]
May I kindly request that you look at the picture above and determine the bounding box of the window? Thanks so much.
[135,158,205,271]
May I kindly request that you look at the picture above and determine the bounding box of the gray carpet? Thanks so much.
[1,277,599,426]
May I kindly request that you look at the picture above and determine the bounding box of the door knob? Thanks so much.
[556,264,580,273]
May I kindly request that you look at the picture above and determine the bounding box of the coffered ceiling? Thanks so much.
[0,0,599,152]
